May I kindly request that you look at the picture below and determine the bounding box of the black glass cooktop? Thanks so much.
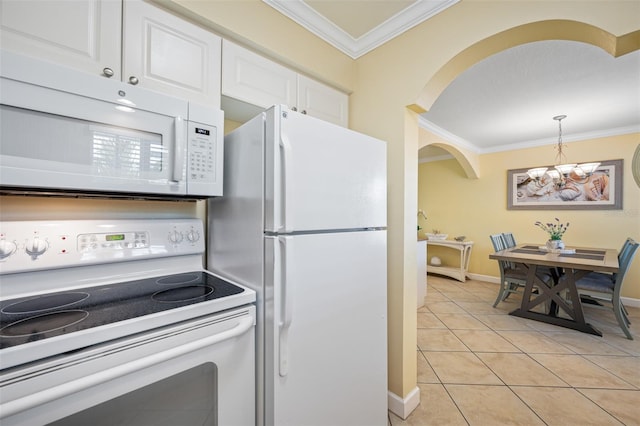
[0,272,245,349]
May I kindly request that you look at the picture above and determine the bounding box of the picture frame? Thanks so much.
[507,159,623,210]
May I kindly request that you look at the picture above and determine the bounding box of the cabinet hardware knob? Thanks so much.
[291,106,297,112]
[128,76,139,85]
[102,67,114,78]
[302,110,307,115]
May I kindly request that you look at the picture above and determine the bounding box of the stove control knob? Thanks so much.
[0,240,17,259]
[186,230,200,243]
[168,230,183,244]
[25,237,48,258]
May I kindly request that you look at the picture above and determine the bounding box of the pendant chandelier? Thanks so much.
[527,115,600,184]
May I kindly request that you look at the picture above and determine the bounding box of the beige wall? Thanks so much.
[349,1,639,404]
[419,134,640,299]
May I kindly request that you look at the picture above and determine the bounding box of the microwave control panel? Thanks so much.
[186,121,222,196]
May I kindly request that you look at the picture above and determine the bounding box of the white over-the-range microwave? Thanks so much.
[0,51,224,199]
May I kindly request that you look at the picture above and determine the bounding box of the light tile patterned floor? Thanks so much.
[389,276,640,426]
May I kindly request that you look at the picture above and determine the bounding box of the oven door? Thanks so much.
[0,60,189,197]
[0,306,255,426]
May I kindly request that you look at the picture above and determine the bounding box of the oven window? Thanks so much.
[48,363,217,426]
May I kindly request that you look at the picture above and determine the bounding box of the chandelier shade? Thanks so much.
[577,162,601,175]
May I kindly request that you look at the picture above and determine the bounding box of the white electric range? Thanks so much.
[0,219,255,426]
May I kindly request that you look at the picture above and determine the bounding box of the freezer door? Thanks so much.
[265,230,388,426]
[265,106,386,233]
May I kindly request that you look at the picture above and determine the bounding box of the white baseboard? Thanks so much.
[388,386,420,420]
[621,296,640,308]
[469,273,640,308]
[467,273,498,283]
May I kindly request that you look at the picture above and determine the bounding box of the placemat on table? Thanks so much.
[511,248,545,255]
[559,253,605,260]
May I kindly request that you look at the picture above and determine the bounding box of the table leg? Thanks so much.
[509,265,602,336]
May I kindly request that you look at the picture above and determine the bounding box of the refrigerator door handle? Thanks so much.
[279,135,294,232]
[278,235,293,376]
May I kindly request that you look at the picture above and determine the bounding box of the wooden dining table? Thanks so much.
[489,244,619,336]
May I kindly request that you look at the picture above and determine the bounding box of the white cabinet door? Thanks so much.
[0,0,122,79]
[123,0,221,106]
[296,74,348,127]
[222,40,348,126]
[222,40,297,109]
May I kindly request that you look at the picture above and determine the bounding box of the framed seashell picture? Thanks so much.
[507,159,623,210]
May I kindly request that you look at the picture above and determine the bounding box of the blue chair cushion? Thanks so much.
[575,272,615,294]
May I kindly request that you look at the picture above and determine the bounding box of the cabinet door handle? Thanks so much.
[128,76,139,85]
[102,67,114,78]
[301,110,307,115]
[291,106,297,112]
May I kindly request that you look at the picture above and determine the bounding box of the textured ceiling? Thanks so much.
[421,41,640,156]
[263,1,640,161]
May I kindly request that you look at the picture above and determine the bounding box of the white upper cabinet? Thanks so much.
[222,40,348,127]
[222,40,297,108]
[123,0,221,106]
[297,74,348,127]
[0,0,122,79]
[0,0,221,106]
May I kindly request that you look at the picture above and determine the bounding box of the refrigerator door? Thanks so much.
[265,230,388,426]
[264,105,386,233]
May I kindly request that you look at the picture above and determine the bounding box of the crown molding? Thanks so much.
[263,0,459,59]
[418,116,478,153]
[418,115,640,157]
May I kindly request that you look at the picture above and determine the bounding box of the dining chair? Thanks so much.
[504,231,562,283]
[489,234,529,307]
[502,232,517,248]
[575,238,639,340]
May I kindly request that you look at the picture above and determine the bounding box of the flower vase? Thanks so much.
[546,239,565,251]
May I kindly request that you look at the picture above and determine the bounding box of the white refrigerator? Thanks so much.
[207,105,387,426]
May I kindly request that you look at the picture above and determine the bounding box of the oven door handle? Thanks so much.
[0,315,254,419]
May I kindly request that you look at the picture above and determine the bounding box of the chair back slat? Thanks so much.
[617,239,638,280]
[501,233,518,268]
[490,234,507,252]
[489,233,514,271]
[619,238,634,262]
[502,232,517,248]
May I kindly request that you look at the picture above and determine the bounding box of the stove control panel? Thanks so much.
[78,231,150,252]
[0,219,204,274]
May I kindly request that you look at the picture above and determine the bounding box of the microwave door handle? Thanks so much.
[172,116,186,182]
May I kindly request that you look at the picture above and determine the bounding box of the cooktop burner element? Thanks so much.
[0,271,244,349]
[1,310,89,338]
[157,273,201,285]
[1,292,90,314]
[152,285,215,302]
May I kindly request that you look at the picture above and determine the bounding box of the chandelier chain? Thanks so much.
[554,114,567,165]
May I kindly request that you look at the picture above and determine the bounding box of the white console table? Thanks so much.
[426,240,474,282]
